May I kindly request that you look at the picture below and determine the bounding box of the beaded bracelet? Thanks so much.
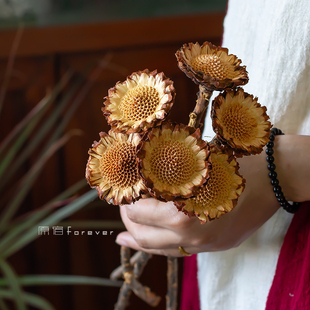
[266,128,300,213]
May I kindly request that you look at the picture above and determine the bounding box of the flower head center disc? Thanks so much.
[119,85,160,121]
[194,161,231,208]
[100,142,139,188]
[191,54,235,80]
[222,103,257,142]
[150,140,195,186]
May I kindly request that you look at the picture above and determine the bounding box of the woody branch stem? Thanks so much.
[166,256,178,310]
[188,85,213,129]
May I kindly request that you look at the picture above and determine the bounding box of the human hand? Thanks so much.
[116,135,309,256]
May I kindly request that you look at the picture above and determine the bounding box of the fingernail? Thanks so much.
[116,236,128,247]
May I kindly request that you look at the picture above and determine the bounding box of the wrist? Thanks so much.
[272,134,310,203]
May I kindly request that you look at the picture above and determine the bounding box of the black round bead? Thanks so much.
[269,134,275,141]
[283,205,298,213]
[283,205,292,212]
[271,128,281,135]
[268,163,276,171]
[266,148,274,156]
[275,192,284,198]
[267,128,300,214]
[266,141,274,148]
[273,186,282,193]
[268,171,277,179]
[266,156,274,163]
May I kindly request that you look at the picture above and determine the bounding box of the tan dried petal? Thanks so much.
[175,148,245,223]
[102,69,175,133]
[212,88,272,157]
[176,41,248,91]
[138,122,211,201]
[85,131,147,205]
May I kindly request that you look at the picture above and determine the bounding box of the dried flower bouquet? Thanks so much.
[86,41,271,222]
[85,41,272,309]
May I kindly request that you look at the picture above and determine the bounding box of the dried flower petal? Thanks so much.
[175,147,245,223]
[103,69,175,133]
[86,131,147,205]
[176,41,248,90]
[212,88,271,157]
[138,122,210,201]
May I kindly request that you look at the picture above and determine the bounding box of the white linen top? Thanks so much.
[198,1,310,309]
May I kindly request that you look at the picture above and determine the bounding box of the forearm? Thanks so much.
[272,135,310,202]
[217,134,310,250]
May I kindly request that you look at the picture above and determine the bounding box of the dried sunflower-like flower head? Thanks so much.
[86,131,147,205]
[102,69,175,134]
[175,147,245,223]
[138,122,210,201]
[176,41,248,91]
[212,88,271,157]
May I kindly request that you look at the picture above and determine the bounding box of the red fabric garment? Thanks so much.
[180,202,310,310]
[180,255,200,310]
[266,201,310,310]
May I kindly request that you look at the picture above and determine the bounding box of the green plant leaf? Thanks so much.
[2,190,98,258]
[0,199,71,253]
[42,58,111,152]
[0,275,122,288]
[48,179,87,204]
[0,104,46,179]
[0,297,10,310]
[0,131,81,231]
[0,73,80,192]
[0,179,87,254]
[0,259,27,310]
[0,70,73,158]
[0,26,24,116]
[0,289,55,310]
[60,221,125,230]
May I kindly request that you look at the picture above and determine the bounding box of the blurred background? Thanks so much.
[0,0,225,309]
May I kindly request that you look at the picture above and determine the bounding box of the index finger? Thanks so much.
[124,198,191,229]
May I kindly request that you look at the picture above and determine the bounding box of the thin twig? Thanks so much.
[131,278,161,307]
[166,257,178,310]
[121,246,133,278]
[110,251,145,281]
[209,136,222,146]
[132,251,160,307]
[133,251,151,277]
[0,25,24,115]
[114,282,132,310]
[188,85,213,129]
[114,248,160,309]
[114,247,133,310]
